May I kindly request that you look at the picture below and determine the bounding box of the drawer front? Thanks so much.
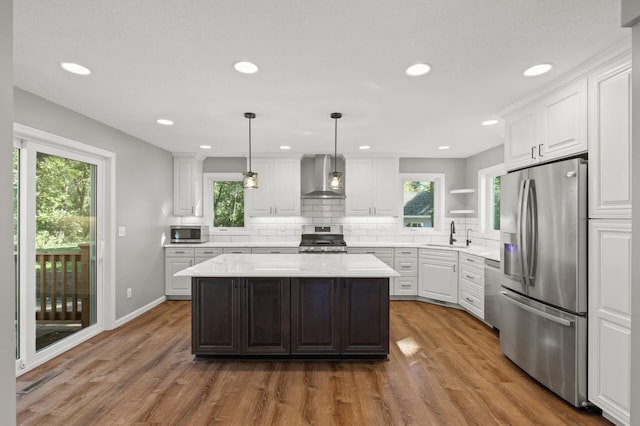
[419,248,458,263]
[459,253,484,267]
[460,265,484,289]
[251,247,299,254]
[195,247,223,257]
[394,276,418,296]
[348,247,394,257]
[165,247,195,257]
[394,248,418,257]
[394,257,417,275]
[459,287,484,318]
[223,247,252,254]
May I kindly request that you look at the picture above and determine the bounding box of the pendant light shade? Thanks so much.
[243,112,258,189]
[328,112,343,190]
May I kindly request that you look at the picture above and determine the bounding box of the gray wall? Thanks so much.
[203,157,246,173]
[1,0,16,421]
[627,2,640,422]
[14,88,173,321]
[463,144,504,215]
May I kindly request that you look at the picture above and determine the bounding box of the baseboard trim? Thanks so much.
[113,296,167,329]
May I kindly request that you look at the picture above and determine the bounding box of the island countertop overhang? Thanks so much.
[174,253,400,278]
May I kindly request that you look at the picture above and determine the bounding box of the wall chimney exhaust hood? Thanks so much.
[301,154,346,199]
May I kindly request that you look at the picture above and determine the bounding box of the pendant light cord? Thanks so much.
[248,116,252,171]
[334,117,337,173]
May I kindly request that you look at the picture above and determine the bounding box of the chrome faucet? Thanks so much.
[449,220,456,245]
[466,228,472,246]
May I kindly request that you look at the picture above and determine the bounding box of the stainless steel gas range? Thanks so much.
[298,225,347,253]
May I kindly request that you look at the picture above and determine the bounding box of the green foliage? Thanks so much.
[403,181,434,227]
[35,153,93,249]
[13,148,19,250]
[493,176,501,230]
[213,181,245,227]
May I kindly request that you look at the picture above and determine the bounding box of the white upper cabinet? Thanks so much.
[588,54,632,218]
[173,154,204,216]
[503,78,587,171]
[246,158,301,216]
[345,158,399,216]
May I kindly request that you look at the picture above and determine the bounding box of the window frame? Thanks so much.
[477,163,506,239]
[202,173,249,235]
[399,173,445,234]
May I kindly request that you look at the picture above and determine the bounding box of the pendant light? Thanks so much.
[328,112,343,189]
[243,112,258,189]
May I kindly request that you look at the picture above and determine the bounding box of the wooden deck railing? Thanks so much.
[35,243,90,327]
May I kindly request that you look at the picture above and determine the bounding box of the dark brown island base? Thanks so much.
[175,253,399,360]
[191,276,390,359]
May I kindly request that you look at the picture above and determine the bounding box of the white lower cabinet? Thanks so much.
[347,247,395,295]
[588,220,631,425]
[418,249,458,303]
[458,253,485,319]
[251,247,299,254]
[165,247,224,298]
[393,248,418,296]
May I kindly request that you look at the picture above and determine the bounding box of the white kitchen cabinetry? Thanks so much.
[223,247,252,254]
[418,249,458,303]
[251,247,299,254]
[246,158,301,216]
[173,154,204,216]
[504,78,587,171]
[588,220,631,426]
[458,253,484,319]
[347,247,395,294]
[165,247,223,298]
[345,158,399,216]
[588,54,632,218]
[393,248,418,296]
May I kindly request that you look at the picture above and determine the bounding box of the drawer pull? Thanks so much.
[466,258,475,262]
[465,274,474,280]
[174,251,185,254]
[465,297,474,303]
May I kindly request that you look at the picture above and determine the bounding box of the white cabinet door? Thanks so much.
[540,78,588,161]
[504,103,539,171]
[165,257,193,296]
[173,155,203,216]
[245,159,274,216]
[272,158,301,216]
[372,159,399,216]
[588,220,631,426]
[588,55,632,218]
[345,159,374,215]
[418,249,458,303]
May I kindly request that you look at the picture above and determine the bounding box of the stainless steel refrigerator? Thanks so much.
[499,157,588,407]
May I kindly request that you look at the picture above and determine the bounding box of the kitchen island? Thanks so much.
[175,253,399,359]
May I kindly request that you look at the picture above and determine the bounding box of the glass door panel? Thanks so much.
[13,146,20,360]
[34,152,97,351]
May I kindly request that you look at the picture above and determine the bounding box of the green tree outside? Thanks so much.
[213,181,245,227]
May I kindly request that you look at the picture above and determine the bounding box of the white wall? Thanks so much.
[0,0,17,422]
[13,89,173,321]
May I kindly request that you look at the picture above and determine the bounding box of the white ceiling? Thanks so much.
[13,0,629,159]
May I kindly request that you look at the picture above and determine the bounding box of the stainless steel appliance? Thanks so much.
[170,225,209,243]
[298,225,347,253]
[483,258,501,329]
[499,157,588,407]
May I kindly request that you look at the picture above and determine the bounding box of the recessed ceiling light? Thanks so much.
[279,145,291,150]
[481,119,499,126]
[359,145,371,150]
[405,63,431,76]
[233,61,259,74]
[59,62,91,76]
[200,145,212,149]
[438,145,450,150]
[156,119,174,126]
[523,63,553,77]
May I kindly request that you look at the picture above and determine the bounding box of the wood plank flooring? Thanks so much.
[16,300,610,425]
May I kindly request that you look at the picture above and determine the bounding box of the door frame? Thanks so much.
[14,123,116,375]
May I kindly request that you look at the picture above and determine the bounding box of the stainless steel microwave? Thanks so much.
[170,225,209,243]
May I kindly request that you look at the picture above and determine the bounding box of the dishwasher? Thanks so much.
[484,259,501,329]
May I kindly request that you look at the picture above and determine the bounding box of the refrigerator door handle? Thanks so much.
[501,291,574,327]
[527,180,538,286]
[518,179,531,287]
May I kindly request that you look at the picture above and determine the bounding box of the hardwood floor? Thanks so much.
[16,300,610,425]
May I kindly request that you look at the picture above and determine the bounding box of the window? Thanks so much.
[478,164,506,237]
[203,173,247,233]
[400,173,444,232]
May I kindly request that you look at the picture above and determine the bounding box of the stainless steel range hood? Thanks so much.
[301,154,346,199]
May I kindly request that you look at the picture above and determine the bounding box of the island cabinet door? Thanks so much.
[192,277,240,354]
[340,278,390,355]
[241,277,291,354]
[290,278,340,355]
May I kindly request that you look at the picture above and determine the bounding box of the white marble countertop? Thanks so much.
[165,242,300,248]
[175,253,401,278]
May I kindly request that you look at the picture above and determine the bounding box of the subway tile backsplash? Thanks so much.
[214,198,499,246]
